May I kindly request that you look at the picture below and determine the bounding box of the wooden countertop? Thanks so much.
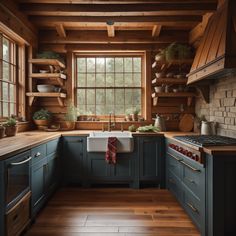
[0,130,236,160]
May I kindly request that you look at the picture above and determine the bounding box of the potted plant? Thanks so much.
[0,124,5,139]
[125,110,132,121]
[33,109,52,130]
[131,108,140,121]
[64,102,78,130]
[4,118,18,137]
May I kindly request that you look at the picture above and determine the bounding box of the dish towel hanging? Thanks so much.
[105,137,118,164]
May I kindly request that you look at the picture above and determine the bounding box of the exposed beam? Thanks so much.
[152,25,162,37]
[107,24,115,37]
[39,30,189,44]
[189,13,213,46]
[55,24,66,37]
[20,3,217,16]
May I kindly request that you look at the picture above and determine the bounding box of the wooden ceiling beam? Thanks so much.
[20,3,217,16]
[55,24,66,37]
[152,25,162,37]
[38,30,189,44]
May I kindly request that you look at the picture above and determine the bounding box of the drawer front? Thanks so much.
[167,152,182,180]
[183,186,204,233]
[6,192,30,236]
[47,139,59,155]
[182,160,205,199]
[31,144,46,164]
[167,170,183,203]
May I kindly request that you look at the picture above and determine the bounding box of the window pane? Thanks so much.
[9,84,15,102]
[124,73,133,87]
[133,57,141,72]
[3,102,8,117]
[96,73,105,87]
[10,103,15,116]
[115,58,123,72]
[125,89,133,105]
[78,105,86,115]
[105,105,114,115]
[115,105,124,115]
[96,89,105,104]
[3,38,9,62]
[115,89,124,105]
[96,105,105,115]
[133,89,141,105]
[87,89,95,105]
[87,105,95,115]
[3,62,10,81]
[87,58,95,72]
[106,58,114,72]
[77,89,86,105]
[87,74,95,87]
[77,58,86,72]
[96,58,105,72]
[124,58,132,72]
[106,73,114,87]
[106,89,114,105]
[77,73,86,87]
[2,82,8,101]
[133,73,141,87]
[115,73,124,87]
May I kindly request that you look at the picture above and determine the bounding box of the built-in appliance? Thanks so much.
[5,151,32,211]
[168,135,236,165]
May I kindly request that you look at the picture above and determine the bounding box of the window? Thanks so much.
[76,55,142,116]
[0,33,17,118]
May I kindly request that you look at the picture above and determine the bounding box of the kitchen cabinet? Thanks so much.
[139,136,165,188]
[62,137,86,184]
[31,138,60,217]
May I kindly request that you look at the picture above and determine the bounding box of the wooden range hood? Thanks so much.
[187,0,236,85]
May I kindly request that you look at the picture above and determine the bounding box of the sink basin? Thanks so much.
[87,131,134,153]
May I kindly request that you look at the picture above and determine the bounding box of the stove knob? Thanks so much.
[183,150,188,155]
[195,155,200,162]
[179,147,183,153]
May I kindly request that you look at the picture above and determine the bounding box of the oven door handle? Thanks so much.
[10,156,32,166]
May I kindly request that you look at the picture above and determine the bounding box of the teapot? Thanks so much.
[153,114,166,131]
[201,121,217,135]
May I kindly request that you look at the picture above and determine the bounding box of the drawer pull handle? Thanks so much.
[35,152,41,157]
[167,152,182,162]
[180,161,201,172]
[186,177,195,184]
[10,156,32,166]
[187,202,199,214]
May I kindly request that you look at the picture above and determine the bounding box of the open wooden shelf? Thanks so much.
[26,92,66,106]
[152,92,195,107]
[29,73,66,86]
[29,59,65,68]
[152,78,187,85]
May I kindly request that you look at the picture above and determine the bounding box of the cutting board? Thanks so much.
[179,114,194,132]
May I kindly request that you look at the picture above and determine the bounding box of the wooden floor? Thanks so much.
[26,188,200,236]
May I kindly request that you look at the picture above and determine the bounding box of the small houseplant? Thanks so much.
[4,118,18,137]
[64,102,78,130]
[131,108,140,121]
[0,123,5,138]
[33,109,52,130]
[125,110,132,121]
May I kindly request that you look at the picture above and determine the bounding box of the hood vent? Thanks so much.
[188,0,236,84]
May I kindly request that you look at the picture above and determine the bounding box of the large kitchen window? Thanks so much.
[0,33,17,118]
[76,55,142,116]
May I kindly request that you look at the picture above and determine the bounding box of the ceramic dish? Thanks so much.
[37,84,55,93]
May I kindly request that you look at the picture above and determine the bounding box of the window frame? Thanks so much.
[0,33,18,119]
[75,52,145,119]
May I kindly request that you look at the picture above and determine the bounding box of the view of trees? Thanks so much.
[0,34,16,118]
[76,56,142,116]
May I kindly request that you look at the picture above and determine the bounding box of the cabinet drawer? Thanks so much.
[183,186,204,232]
[47,139,59,155]
[168,170,183,202]
[6,192,31,236]
[31,144,46,164]
[182,160,205,199]
[167,152,182,180]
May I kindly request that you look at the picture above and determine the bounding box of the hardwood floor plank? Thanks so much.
[26,188,200,236]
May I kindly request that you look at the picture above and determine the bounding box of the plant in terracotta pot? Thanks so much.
[4,118,18,137]
[64,102,78,130]
[131,108,140,121]
[125,110,132,121]
[0,124,5,139]
[33,109,52,130]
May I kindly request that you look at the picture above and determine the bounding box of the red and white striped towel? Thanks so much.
[105,137,117,164]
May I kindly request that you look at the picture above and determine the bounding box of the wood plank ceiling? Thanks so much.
[14,0,218,48]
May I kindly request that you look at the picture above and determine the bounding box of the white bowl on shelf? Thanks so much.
[37,84,55,93]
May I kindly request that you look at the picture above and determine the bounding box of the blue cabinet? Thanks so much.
[62,136,86,184]
[139,136,165,187]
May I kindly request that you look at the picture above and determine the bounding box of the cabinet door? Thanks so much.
[139,137,163,182]
[63,137,85,183]
[31,158,47,216]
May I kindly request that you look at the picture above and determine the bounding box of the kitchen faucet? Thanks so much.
[108,112,116,132]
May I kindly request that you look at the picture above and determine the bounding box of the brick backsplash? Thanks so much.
[195,74,236,138]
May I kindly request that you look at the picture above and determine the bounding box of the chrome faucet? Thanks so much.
[108,112,116,132]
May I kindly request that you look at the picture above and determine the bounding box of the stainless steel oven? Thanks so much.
[5,151,32,210]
